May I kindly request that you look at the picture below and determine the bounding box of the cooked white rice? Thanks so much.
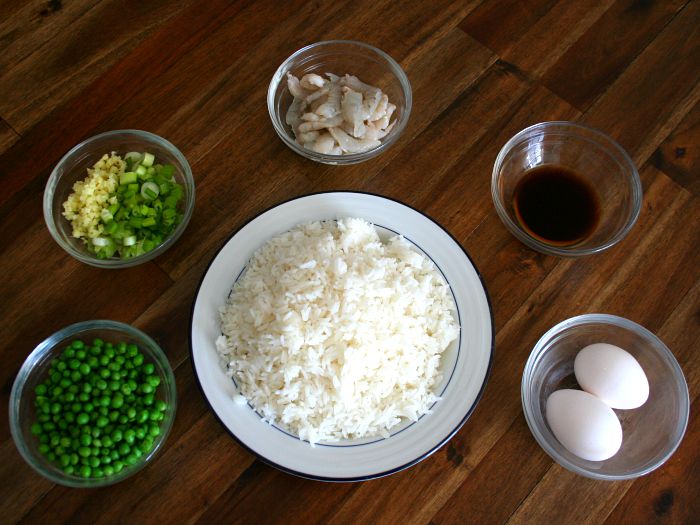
[217,218,459,444]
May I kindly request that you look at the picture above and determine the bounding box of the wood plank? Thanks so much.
[0,0,198,133]
[603,278,700,524]
[541,0,689,111]
[0,0,252,209]
[652,96,700,196]
[460,0,616,79]
[581,0,700,166]
[0,439,53,524]
[429,416,552,525]
[0,117,19,155]
[195,462,358,525]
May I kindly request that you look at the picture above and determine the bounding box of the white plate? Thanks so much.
[190,192,493,481]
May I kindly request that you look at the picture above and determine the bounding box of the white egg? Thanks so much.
[574,343,649,409]
[546,389,622,461]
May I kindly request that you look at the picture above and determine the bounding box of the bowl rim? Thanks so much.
[521,313,690,480]
[491,121,643,257]
[189,190,495,481]
[43,129,195,269]
[267,40,413,165]
[9,319,178,487]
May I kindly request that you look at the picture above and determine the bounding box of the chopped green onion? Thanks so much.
[100,209,113,222]
[120,172,137,185]
[123,236,137,247]
[142,217,156,227]
[141,152,155,167]
[92,237,110,247]
[141,182,160,200]
[135,165,147,176]
[123,152,143,166]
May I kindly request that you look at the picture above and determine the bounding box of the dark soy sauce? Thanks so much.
[513,165,601,246]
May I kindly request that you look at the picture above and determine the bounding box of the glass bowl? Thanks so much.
[9,320,177,487]
[492,122,642,256]
[522,314,689,480]
[44,129,195,268]
[267,40,412,165]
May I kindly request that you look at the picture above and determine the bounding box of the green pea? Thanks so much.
[91,427,101,438]
[124,430,136,445]
[59,454,70,467]
[76,413,89,425]
[43,422,55,432]
[72,340,85,350]
[147,376,161,388]
[96,416,109,428]
[148,424,161,437]
[118,443,130,456]
[141,363,155,376]
[127,407,137,420]
[65,348,76,358]
[89,457,100,468]
[93,438,102,448]
[113,461,124,473]
[109,381,120,391]
[101,455,112,465]
[52,386,63,397]
[111,429,123,442]
[80,434,92,447]
[103,465,114,476]
[60,436,71,448]
[78,392,90,402]
[143,394,154,406]
[79,465,91,477]
[35,384,47,396]
[40,434,49,444]
[70,371,82,382]
[76,350,86,360]
[99,356,110,366]
[137,410,149,424]
[125,454,137,466]
[105,347,115,359]
[121,385,132,396]
[78,447,91,458]
[111,395,124,409]
[68,359,80,370]
[64,465,75,475]
[99,406,109,417]
[38,443,50,454]
[133,354,144,366]
[110,450,120,461]
[117,414,127,424]
[93,338,104,347]
[83,402,94,413]
[79,363,91,375]
[93,467,104,478]
[135,428,145,440]
[101,436,113,448]
[70,453,79,465]
[46,452,56,462]
[31,423,42,435]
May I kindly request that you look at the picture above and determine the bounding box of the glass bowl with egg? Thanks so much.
[521,314,689,480]
[44,129,195,268]
[491,122,642,257]
[267,40,412,165]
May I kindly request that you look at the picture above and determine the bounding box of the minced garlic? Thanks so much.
[62,153,124,239]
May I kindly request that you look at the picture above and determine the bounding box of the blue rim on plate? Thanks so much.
[189,191,494,481]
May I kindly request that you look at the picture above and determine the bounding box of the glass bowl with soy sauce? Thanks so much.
[491,122,642,257]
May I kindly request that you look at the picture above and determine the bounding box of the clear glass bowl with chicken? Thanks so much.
[268,41,412,165]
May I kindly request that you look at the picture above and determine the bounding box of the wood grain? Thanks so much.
[1,0,699,523]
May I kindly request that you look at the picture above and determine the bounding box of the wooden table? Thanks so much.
[2,0,699,523]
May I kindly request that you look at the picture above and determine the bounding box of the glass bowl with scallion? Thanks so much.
[44,130,195,268]
[10,320,177,487]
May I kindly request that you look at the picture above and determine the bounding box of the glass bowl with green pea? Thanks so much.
[44,129,195,269]
[10,320,177,487]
